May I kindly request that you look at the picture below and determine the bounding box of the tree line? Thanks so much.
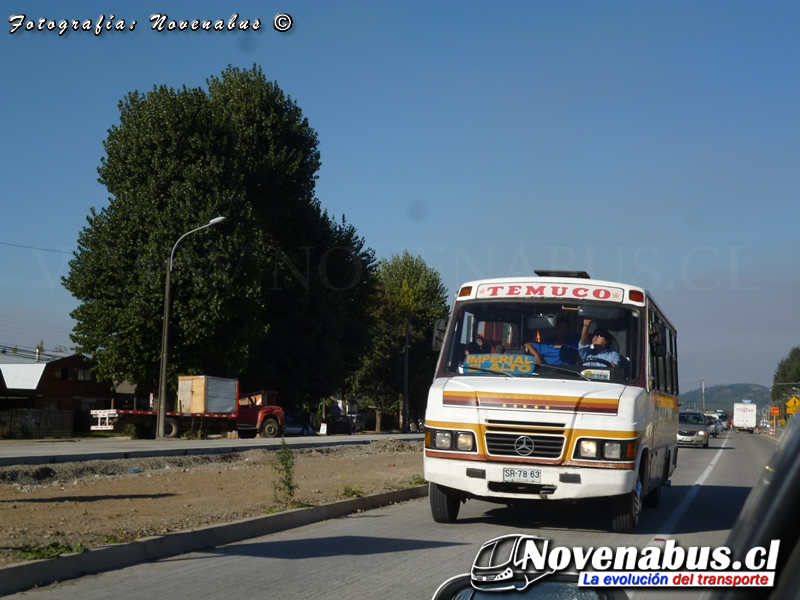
[62,65,449,429]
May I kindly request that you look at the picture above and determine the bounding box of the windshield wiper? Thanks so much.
[461,365,521,378]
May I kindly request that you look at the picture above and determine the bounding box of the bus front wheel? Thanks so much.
[430,483,460,523]
[611,476,642,534]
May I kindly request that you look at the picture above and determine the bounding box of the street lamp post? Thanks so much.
[156,216,226,439]
[403,317,410,433]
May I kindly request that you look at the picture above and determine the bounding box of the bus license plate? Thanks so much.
[503,468,541,483]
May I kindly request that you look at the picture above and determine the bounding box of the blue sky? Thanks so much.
[1,1,798,391]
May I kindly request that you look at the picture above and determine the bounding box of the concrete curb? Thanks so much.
[0,485,429,596]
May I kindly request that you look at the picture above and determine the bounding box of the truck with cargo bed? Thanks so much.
[91,376,284,439]
[733,402,757,433]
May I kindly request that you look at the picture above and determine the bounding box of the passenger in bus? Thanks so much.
[578,319,620,367]
[522,319,580,365]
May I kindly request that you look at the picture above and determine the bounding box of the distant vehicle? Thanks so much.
[705,414,721,437]
[323,414,353,435]
[677,410,709,448]
[348,414,364,433]
[715,410,730,430]
[283,414,313,436]
[91,377,285,440]
[235,390,285,438]
[733,402,757,433]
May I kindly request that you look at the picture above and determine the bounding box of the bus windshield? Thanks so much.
[442,300,641,383]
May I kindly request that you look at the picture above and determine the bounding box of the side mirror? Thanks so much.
[432,319,447,351]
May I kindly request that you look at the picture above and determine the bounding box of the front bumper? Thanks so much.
[424,455,636,501]
[676,433,706,446]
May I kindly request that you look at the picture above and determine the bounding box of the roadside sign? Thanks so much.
[787,397,799,415]
[770,406,781,416]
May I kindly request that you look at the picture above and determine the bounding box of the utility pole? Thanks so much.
[701,378,705,413]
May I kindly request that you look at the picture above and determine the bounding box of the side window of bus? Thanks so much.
[650,311,678,395]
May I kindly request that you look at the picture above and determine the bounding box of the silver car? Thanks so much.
[677,410,709,448]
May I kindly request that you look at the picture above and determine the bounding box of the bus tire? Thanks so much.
[611,476,641,534]
[164,418,180,439]
[430,483,460,523]
[642,455,669,508]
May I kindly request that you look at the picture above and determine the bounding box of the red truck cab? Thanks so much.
[236,390,284,438]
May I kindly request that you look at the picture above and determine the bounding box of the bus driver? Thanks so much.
[579,319,620,367]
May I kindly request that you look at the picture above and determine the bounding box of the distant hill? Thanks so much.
[680,383,770,413]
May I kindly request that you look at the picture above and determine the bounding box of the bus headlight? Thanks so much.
[434,431,453,449]
[574,438,637,461]
[456,432,475,451]
[429,429,476,452]
[579,440,598,458]
[603,442,622,460]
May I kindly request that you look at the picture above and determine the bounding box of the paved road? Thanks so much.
[2,430,780,600]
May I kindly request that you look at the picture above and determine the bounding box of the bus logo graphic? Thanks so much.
[514,436,535,456]
[471,534,553,592]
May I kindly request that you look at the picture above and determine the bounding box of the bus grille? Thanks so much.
[485,433,565,459]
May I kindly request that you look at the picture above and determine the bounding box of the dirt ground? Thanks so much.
[0,439,424,567]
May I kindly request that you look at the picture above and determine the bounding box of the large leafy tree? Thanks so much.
[349,251,449,431]
[64,65,375,406]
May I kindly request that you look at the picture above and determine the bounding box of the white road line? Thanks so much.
[652,435,728,542]
[628,436,729,600]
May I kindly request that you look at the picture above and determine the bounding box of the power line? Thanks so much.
[0,241,72,254]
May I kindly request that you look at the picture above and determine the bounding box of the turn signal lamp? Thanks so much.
[625,442,637,460]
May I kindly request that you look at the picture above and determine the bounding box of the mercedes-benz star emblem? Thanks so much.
[514,436,535,456]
